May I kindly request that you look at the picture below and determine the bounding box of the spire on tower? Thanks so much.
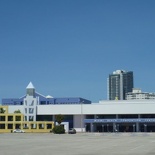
[26,82,35,89]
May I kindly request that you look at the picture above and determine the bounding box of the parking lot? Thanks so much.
[0,132,155,155]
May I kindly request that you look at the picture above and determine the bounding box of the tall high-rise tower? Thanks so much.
[107,70,134,100]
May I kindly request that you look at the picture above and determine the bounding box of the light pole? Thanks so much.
[81,101,84,133]
[107,124,109,132]
[144,124,147,132]
[92,124,94,132]
[117,124,119,132]
[102,124,104,132]
[133,124,135,132]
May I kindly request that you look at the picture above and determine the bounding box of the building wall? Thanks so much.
[126,92,155,100]
[37,105,82,115]
[23,95,37,121]
[5,100,155,132]
[73,115,85,132]
[8,105,24,113]
[37,100,155,115]
[0,106,54,133]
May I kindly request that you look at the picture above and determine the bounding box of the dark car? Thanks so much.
[68,128,76,134]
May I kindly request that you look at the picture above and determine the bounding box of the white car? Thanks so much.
[13,129,25,133]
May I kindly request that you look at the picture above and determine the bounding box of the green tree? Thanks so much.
[55,114,64,125]
[0,108,5,123]
[52,114,65,134]
[52,125,65,134]
[14,110,21,121]
[0,108,5,113]
[14,109,21,113]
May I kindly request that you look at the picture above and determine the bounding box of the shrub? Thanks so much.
[55,114,64,125]
[52,125,65,134]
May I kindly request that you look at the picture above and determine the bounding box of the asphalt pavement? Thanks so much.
[0,132,155,155]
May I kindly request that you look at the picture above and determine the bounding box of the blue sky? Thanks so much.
[0,0,155,102]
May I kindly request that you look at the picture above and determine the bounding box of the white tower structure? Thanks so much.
[23,82,38,122]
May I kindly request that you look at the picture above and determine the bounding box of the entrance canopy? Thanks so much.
[84,118,155,123]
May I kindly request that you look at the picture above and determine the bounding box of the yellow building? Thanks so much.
[0,106,54,133]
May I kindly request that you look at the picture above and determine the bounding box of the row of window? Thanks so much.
[0,116,22,121]
[40,102,84,105]
[24,116,34,121]
[0,123,53,130]
[86,114,155,119]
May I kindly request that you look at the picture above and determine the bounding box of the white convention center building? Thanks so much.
[2,82,155,132]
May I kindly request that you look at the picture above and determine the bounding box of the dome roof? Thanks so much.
[46,95,53,99]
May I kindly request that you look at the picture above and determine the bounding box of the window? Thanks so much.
[23,124,29,129]
[39,123,44,129]
[8,124,13,129]
[0,124,5,129]
[30,101,34,106]
[0,116,5,121]
[24,116,27,121]
[25,101,27,106]
[15,116,21,121]
[31,124,37,129]
[8,116,13,121]
[47,124,52,129]
[25,108,27,114]
[29,108,34,114]
[29,116,34,121]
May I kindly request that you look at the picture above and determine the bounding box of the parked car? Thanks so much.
[68,128,76,134]
[114,129,118,132]
[13,129,25,133]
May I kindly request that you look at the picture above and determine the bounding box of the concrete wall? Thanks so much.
[73,115,85,132]
[8,106,24,113]
[8,100,155,116]
[37,100,155,115]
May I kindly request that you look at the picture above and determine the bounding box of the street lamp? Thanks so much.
[107,124,109,132]
[102,124,104,132]
[81,100,84,133]
[117,124,119,132]
[133,124,135,132]
[92,124,94,132]
[144,124,147,132]
[85,124,87,132]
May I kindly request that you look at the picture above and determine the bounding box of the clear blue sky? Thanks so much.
[0,0,155,102]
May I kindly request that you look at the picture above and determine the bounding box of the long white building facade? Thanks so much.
[2,82,155,132]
